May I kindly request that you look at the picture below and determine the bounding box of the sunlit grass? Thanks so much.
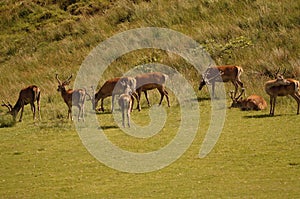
[0,0,300,197]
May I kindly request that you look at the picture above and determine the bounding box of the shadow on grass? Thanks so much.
[98,125,119,130]
[194,97,211,102]
[243,113,282,119]
[95,111,112,115]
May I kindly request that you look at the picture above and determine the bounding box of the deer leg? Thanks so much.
[211,82,216,99]
[100,98,104,112]
[270,96,277,116]
[111,94,115,113]
[127,108,131,128]
[77,105,82,121]
[136,90,142,111]
[68,106,72,120]
[158,88,164,106]
[122,109,125,128]
[269,96,273,116]
[237,79,244,89]
[130,95,135,112]
[19,105,24,122]
[144,91,151,106]
[36,92,41,120]
[232,81,239,98]
[290,94,300,115]
[31,102,36,120]
[164,89,170,107]
[37,100,41,120]
[81,103,85,121]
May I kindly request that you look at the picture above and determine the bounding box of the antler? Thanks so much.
[91,86,95,94]
[55,74,61,85]
[63,74,73,85]
[274,68,280,78]
[1,100,12,111]
[282,68,287,76]
[229,91,235,101]
[235,88,245,101]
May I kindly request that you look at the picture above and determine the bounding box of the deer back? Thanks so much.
[202,65,242,84]
[96,78,120,100]
[135,72,167,90]
[242,95,267,110]
[265,78,298,96]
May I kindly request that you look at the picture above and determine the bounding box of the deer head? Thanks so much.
[1,100,17,120]
[230,88,245,108]
[56,74,72,92]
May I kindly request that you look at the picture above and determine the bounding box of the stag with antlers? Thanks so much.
[2,85,41,122]
[265,70,300,116]
[199,65,244,99]
[56,74,87,121]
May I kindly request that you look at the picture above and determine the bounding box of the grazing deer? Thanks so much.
[92,76,136,112]
[199,65,244,98]
[1,85,41,122]
[56,74,86,121]
[118,81,133,128]
[265,75,300,116]
[135,72,170,111]
[230,88,267,111]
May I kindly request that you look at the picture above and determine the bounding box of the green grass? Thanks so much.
[1,0,300,197]
[0,95,299,198]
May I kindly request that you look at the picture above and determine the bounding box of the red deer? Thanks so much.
[265,76,300,116]
[199,65,244,98]
[135,72,170,111]
[92,76,136,112]
[2,85,41,122]
[118,81,133,128]
[230,88,267,111]
[56,74,86,121]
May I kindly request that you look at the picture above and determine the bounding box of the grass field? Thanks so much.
[1,0,300,198]
[0,94,299,197]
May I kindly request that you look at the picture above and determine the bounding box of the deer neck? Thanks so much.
[12,98,22,114]
[60,87,68,97]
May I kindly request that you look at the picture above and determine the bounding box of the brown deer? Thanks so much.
[199,65,244,98]
[92,76,136,112]
[230,88,267,111]
[56,74,86,121]
[2,85,41,122]
[118,81,133,128]
[265,75,300,116]
[135,72,170,111]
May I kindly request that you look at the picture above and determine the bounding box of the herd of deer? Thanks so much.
[1,65,300,127]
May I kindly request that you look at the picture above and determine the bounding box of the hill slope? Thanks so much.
[0,0,299,99]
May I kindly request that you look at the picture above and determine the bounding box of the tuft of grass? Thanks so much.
[0,114,16,128]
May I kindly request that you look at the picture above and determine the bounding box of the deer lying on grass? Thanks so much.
[56,74,86,121]
[92,76,136,112]
[265,74,300,116]
[135,72,170,111]
[118,81,133,128]
[199,65,244,98]
[2,85,41,122]
[230,88,267,111]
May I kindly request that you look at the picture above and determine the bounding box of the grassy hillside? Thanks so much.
[1,0,299,98]
[0,0,300,198]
